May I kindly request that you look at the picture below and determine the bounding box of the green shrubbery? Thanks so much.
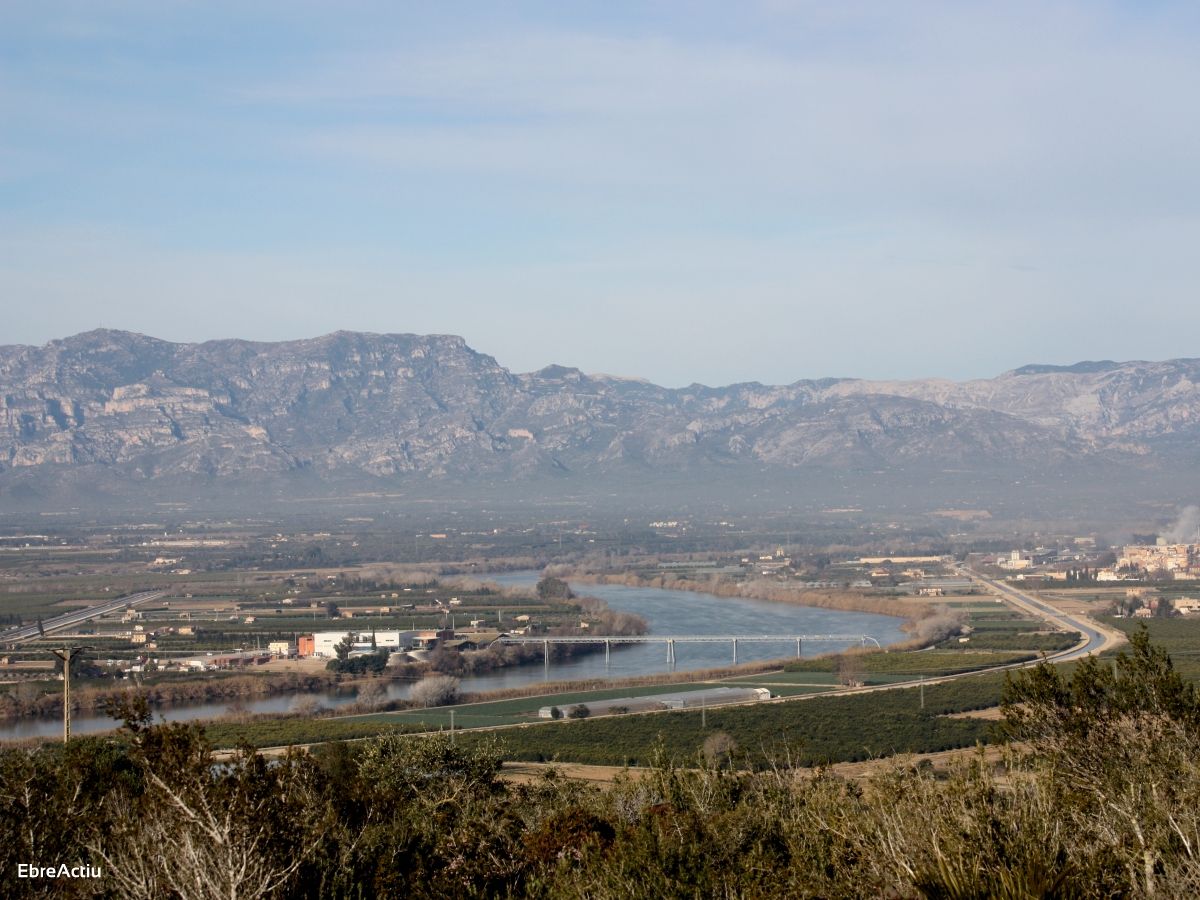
[940,630,1080,651]
[325,649,390,675]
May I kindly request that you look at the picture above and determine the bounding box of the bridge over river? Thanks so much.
[498,633,882,666]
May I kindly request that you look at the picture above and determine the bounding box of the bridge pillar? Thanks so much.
[605,639,611,666]
[667,638,675,666]
[543,639,550,673]
[796,637,802,658]
[732,638,738,665]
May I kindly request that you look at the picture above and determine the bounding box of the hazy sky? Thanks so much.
[3,2,1199,386]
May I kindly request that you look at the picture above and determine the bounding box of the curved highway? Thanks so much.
[953,565,1122,662]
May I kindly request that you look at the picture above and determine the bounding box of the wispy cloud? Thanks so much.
[251,14,1200,223]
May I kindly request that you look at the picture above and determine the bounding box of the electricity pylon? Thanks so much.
[50,647,86,743]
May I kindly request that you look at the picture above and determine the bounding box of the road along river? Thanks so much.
[0,573,909,740]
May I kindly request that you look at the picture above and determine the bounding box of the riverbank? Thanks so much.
[0,638,632,723]
[0,670,343,721]
[544,568,945,644]
[0,631,652,725]
[4,656,811,748]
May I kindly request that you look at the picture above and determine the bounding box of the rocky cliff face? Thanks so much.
[1,330,1197,494]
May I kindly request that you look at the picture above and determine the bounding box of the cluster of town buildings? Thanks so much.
[1118,591,1200,618]
[1116,540,1199,577]
[998,539,1200,582]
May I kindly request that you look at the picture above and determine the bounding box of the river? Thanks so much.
[1,572,907,740]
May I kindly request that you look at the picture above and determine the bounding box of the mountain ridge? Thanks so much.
[2,329,1198,504]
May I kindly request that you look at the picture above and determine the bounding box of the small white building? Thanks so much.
[999,550,1032,570]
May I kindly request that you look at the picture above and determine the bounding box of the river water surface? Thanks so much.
[2,572,907,740]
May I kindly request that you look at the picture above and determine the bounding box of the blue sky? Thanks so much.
[3,1,1199,385]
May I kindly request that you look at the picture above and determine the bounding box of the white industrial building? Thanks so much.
[310,630,415,658]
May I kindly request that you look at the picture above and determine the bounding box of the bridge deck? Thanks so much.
[498,634,876,644]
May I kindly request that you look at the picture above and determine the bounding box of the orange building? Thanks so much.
[298,634,315,657]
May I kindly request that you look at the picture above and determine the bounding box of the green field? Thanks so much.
[338,680,833,731]
[777,649,1036,679]
[945,631,1080,651]
[1104,617,1200,680]
[455,674,1006,767]
[202,717,421,749]
[192,680,828,748]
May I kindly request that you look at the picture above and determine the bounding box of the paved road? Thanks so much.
[0,590,165,645]
[953,565,1122,662]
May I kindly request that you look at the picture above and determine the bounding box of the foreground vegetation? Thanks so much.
[3,629,1198,897]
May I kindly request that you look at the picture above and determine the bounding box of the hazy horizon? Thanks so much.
[4,2,1200,387]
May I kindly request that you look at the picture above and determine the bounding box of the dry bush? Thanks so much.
[701,731,737,767]
[409,674,461,707]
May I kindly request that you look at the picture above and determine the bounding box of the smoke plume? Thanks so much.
[1163,505,1200,543]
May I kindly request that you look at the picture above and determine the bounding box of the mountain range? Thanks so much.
[2,329,1197,512]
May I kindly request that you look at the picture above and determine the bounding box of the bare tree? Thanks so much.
[355,679,387,711]
[702,731,738,767]
[409,675,461,707]
[92,768,315,899]
[836,653,865,687]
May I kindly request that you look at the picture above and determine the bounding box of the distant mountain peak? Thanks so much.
[534,364,585,379]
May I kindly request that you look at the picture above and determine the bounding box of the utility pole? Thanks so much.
[449,709,455,743]
[919,675,925,711]
[51,647,86,744]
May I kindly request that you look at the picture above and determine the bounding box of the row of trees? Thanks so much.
[1064,566,1100,585]
[546,704,591,720]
